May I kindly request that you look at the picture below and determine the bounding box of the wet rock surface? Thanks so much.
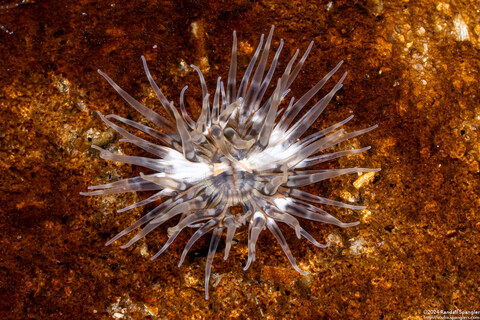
[1,0,479,319]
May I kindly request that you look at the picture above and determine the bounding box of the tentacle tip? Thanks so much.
[120,243,132,249]
[90,145,103,152]
[343,221,361,228]
[295,228,301,239]
[294,267,309,275]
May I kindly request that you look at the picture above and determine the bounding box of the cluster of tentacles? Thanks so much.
[81,26,379,299]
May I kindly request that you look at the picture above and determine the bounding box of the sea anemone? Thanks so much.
[81,26,379,299]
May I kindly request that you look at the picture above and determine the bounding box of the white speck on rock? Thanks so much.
[453,14,469,41]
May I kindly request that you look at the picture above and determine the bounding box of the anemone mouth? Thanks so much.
[81,25,380,300]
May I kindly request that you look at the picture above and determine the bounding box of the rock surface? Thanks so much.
[1,0,479,319]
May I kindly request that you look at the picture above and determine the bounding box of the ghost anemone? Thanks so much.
[81,26,379,299]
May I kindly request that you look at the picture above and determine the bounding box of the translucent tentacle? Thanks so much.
[141,56,176,121]
[276,60,344,131]
[90,145,167,172]
[284,188,366,210]
[105,198,175,246]
[97,69,175,131]
[237,33,264,100]
[286,167,381,187]
[178,219,219,267]
[212,77,221,124]
[285,199,360,228]
[296,146,371,168]
[117,191,164,213]
[244,211,266,271]
[165,100,200,162]
[226,31,237,104]
[150,208,220,261]
[105,114,179,147]
[240,26,275,124]
[266,218,308,275]
[296,115,354,148]
[97,112,170,158]
[179,86,196,129]
[205,227,223,300]
[121,196,208,248]
[283,72,347,146]
[223,213,238,260]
